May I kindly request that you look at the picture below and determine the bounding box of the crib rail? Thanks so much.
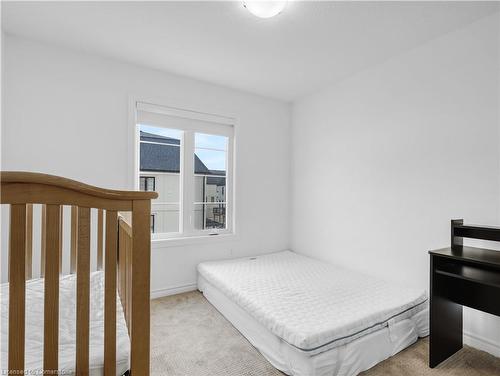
[117,214,132,333]
[1,171,157,376]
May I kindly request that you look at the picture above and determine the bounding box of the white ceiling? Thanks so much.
[2,1,499,102]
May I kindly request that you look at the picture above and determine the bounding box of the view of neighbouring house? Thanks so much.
[139,130,226,234]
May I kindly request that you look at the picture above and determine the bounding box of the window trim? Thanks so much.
[131,99,236,243]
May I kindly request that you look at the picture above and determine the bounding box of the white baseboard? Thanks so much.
[464,331,500,358]
[150,283,197,299]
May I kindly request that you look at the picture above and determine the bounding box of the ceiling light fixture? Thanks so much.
[243,1,287,19]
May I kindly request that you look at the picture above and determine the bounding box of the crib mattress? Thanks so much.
[0,271,130,375]
[197,251,428,354]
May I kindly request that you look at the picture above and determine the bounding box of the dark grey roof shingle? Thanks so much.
[140,131,225,176]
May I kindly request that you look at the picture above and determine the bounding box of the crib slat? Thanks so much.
[41,204,46,277]
[97,209,104,270]
[126,235,132,330]
[43,204,61,371]
[104,211,118,376]
[70,206,78,274]
[76,207,90,374]
[25,204,33,279]
[131,200,151,375]
[118,225,126,320]
[9,204,27,372]
[59,206,63,274]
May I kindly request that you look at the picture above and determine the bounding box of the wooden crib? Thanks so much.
[1,171,158,375]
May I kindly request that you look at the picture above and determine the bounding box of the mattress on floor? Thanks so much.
[198,275,428,376]
[1,271,130,375]
[197,251,428,354]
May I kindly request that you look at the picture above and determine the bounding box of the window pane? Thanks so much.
[193,203,226,230]
[194,175,226,203]
[140,177,156,192]
[194,149,226,174]
[195,133,227,151]
[193,132,228,232]
[147,177,155,191]
[139,124,182,234]
[140,125,182,174]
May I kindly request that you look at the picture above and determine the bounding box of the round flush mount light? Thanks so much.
[243,1,287,19]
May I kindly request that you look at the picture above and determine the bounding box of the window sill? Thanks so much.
[151,232,238,248]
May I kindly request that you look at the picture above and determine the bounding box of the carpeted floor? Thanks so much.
[150,291,500,376]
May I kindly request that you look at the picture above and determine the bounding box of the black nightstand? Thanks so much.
[429,219,500,367]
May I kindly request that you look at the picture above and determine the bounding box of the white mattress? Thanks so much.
[197,251,428,354]
[199,275,428,376]
[0,271,130,375]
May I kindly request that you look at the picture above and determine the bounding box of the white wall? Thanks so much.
[1,34,291,293]
[291,14,500,354]
[3,11,500,357]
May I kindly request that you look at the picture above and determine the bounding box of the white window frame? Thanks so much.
[132,100,235,242]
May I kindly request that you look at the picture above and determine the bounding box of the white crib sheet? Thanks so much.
[1,271,130,375]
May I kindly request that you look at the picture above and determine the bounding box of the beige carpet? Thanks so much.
[151,291,500,376]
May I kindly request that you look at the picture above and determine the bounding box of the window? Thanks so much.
[135,101,234,240]
[194,133,228,230]
[140,176,156,192]
[150,214,156,233]
[139,126,182,234]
